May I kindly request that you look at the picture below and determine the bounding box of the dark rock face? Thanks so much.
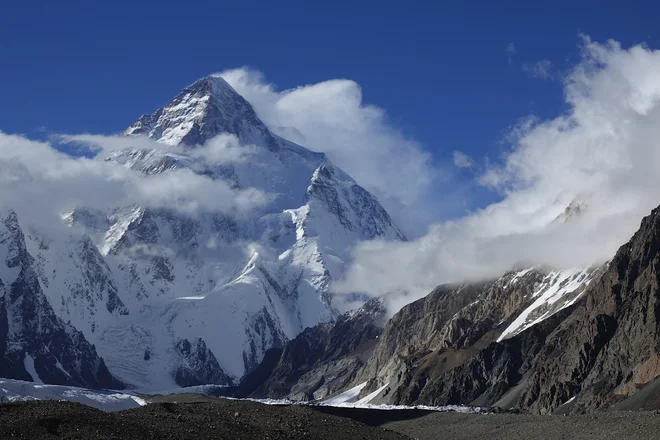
[334,206,660,414]
[354,272,544,400]
[348,266,602,409]
[411,308,573,407]
[173,338,233,387]
[289,355,366,401]
[74,235,128,316]
[242,307,288,375]
[0,211,123,389]
[516,206,660,413]
[231,298,387,400]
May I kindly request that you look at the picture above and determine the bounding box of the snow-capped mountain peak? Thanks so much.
[1,75,406,391]
[124,75,279,151]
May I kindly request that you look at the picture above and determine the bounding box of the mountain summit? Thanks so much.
[125,76,279,151]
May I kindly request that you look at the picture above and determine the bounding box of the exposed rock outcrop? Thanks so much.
[317,206,660,414]
[0,211,123,389]
[173,338,233,387]
[518,206,660,413]
[346,267,598,410]
[229,298,387,400]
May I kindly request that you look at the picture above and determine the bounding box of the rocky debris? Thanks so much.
[382,410,660,440]
[0,399,410,440]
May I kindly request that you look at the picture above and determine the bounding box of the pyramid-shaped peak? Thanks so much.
[185,75,237,97]
[125,75,279,151]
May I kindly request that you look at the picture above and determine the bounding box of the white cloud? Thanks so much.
[0,132,270,235]
[57,133,164,153]
[452,151,474,168]
[522,59,553,79]
[60,133,256,165]
[337,37,660,314]
[215,68,439,236]
[193,134,258,165]
[506,42,516,63]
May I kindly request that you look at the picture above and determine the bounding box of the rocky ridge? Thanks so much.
[0,211,121,389]
[280,205,660,414]
[226,298,387,401]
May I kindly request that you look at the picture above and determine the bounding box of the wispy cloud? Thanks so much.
[522,59,554,79]
[0,132,271,236]
[61,133,257,165]
[452,151,474,168]
[506,42,516,63]
[337,37,660,314]
[216,68,442,236]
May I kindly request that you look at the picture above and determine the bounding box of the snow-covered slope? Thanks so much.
[1,76,404,391]
[497,266,598,342]
[0,379,146,411]
[322,263,602,409]
[0,378,482,414]
[0,212,122,389]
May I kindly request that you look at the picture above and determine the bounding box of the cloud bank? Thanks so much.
[215,68,440,236]
[337,37,660,312]
[0,132,270,235]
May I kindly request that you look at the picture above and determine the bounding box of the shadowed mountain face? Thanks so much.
[517,206,660,413]
[227,298,387,401]
[0,212,122,389]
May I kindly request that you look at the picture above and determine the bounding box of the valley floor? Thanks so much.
[2,394,660,440]
[0,397,406,440]
[374,410,660,440]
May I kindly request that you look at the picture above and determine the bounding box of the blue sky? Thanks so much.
[2,0,658,220]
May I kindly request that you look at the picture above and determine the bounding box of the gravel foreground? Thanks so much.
[0,399,408,440]
[381,411,660,440]
[3,397,660,439]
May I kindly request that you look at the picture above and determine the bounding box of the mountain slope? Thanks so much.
[346,267,595,405]
[517,206,660,413]
[235,264,600,408]
[0,211,122,389]
[124,76,280,150]
[294,204,660,414]
[229,298,387,401]
[1,75,405,391]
